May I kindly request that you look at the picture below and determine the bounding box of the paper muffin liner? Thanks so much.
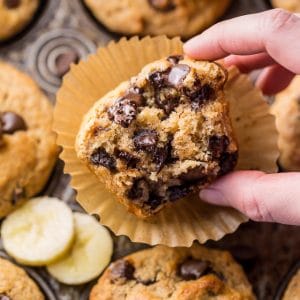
[54,36,279,247]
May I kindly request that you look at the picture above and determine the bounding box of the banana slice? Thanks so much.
[47,212,113,285]
[1,197,74,266]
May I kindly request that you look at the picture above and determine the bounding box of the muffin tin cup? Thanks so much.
[54,35,279,247]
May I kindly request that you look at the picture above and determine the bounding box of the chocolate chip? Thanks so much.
[153,135,173,171]
[219,151,238,175]
[4,0,20,9]
[127,179,149,200]
[180,166,206,183]
[11,186,25,205]
[90,147,116,171]
[168,64,190,87]
[110,260,135,282]
[146,193,162,210]
[136,278,156,285]
[0,112,27,134]
[185,83,214,110]
[148,0,175,12]
[125,92,145,106]
[168,184,191,201]
[179,259,210,280]
[108,98,137,128]
[0,295,11,300]
[115,149,139,168]
[149,69,170,89]
[167,55,183,65]
[55,50,79,78]
[209,135,230,158]
[133,129,158,153]
[155,91,180,115]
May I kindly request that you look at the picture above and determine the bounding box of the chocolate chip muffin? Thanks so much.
[271,76,300,171]
[0,62,57,218]
[90,245,255,300]
[282,269,300,300]
[83,0,231,39]
[271,0,300,12]
[0,0,39,41]
[0,257,44,300]
[76,55,238,218]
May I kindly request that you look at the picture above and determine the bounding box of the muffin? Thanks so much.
[282,269,300,300]
[271,0,300,12]
[76,55,238,218]
[0,257,44,300]
[0,62,57,217]
[90,245,255,300]
[270,76,300,171]
[83,0,232,39]
[0,0,39,41]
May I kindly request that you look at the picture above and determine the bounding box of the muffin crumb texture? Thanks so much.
[76,56,238,218]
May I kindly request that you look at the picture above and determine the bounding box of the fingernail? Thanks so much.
[199,188,225,205]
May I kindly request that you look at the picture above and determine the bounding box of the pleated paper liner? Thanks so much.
[54,36,279,247]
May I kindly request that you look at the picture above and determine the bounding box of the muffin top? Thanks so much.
[0,257,44,300]
[76,55,237,218]
[90,245,255,300]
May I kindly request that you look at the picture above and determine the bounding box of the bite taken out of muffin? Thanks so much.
[76,55,238,218]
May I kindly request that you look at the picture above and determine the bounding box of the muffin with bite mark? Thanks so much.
[76,55,238,218]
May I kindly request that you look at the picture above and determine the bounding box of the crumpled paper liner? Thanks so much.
[54,36,279,247]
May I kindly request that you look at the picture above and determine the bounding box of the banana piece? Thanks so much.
[47,212,113,285]
[1,197,74,266]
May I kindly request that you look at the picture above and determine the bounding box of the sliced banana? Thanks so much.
[47,212,113,285]
[1,197,74,266]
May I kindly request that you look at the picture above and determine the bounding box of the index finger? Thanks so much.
[184,9,300,74]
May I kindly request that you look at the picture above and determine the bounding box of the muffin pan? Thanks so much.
[1,1,299,299]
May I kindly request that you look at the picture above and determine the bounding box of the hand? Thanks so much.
[184,9,300,95]
[184,9,300,225]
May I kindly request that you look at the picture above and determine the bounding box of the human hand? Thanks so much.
[184,9,300,95]
[184,9,300,225]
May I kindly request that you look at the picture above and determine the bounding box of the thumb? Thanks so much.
[199,171,300,225]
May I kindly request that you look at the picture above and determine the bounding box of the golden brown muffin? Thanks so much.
[271,0,300,12]
[270,76,300,171]
[0,257,44,300]
[76,55,237,218]
[0,62,58,218]
[0,0,39,41]
[83,0,231,39]
[90,245,255,300]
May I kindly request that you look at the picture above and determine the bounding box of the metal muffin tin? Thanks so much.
[1,1,300,299]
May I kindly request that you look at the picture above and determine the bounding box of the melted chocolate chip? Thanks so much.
[148,0,175,12]
[90,147,116,171]
[55,50,80,78]
[179,259,210,280]
[153,135,173,171]
[149,69,170,89]
[155,91,180,115]
[0,295,11,300]
[167,55,183,65]
[168,184,191,201]
[168,64,190,87]
[137,278,156,285]
[185,83,214,110]
[1,112,27,134]
[127,179,149,200]
[133,129,158,153]
[4,0,20,9]
[209,135,230,158]
[11,186,25,205]
[110,260,135,282]
[108,98,138,128]
[219,151,238,175]
[115,149,139,168]
[180,166,206,183]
